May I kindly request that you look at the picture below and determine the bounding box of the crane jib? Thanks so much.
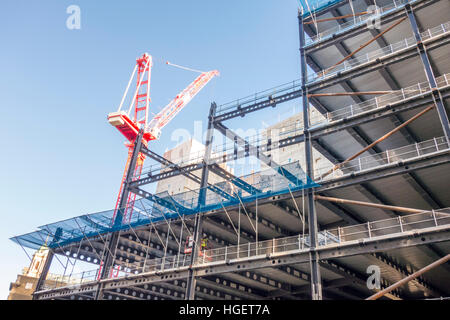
[108,52,219,225]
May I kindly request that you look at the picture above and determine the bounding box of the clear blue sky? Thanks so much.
[0,0,304,298]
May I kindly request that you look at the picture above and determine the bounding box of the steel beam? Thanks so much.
[185,103,217,300]
[132,151,450,238]
[299,11,323,300]
[120,225,293,299]
[209,163,261,195]
[305,0,437,53]
[129,187,194,215]
[316,149,450,192]
[306,35,450,92]
[405,3,450,144]
[134,162,204,186]
[320,259,402,299]
[94,130,145,300]
[214,122,304,186]
[33,224,450,300]
[127,82,450,188]
[302,26,449,216]
[33,227,63,297]
[369,252,444,297]
[140,145,235,201]
[212,23,448,124]
[370,253,450,300]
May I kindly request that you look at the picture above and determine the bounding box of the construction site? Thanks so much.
[9,0,450,300]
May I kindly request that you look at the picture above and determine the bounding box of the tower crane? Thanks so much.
[108,52,219,224]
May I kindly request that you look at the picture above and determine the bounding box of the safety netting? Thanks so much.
[11,160,319,250]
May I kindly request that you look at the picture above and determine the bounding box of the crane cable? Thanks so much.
[152,54,206,73]
[166,61,205,74]
[144,57,208,118]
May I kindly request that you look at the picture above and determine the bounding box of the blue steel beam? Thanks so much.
[128,185,195,216]
[209,163,261,195]
[213,121,308,187]
[149,194,194,216]
[140,145,235,201]
[79,215,110,231]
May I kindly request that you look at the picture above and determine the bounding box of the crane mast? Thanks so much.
[108,53,152,224]
[108,53,219,225]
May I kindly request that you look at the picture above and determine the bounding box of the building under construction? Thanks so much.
[10,0,450,300]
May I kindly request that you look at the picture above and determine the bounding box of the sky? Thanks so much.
[0,0,305,299]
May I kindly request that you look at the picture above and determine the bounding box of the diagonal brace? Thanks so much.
[214,122,304,186]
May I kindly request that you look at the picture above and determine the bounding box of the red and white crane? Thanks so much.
[107,52,219,224]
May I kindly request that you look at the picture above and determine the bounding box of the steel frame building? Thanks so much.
[13,0,450,300]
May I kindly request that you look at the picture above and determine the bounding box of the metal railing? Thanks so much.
[215,79,302,116]
[139,68,449,181]
[310,72,450,126]
[213,2,432,117]
[314,136,449,180]
[135,24,450,181]
[307,21,450,83]
[109,208,450,268]
[305,0,413,45]
[41,269,98,291]
[326,208,450,242]
[39,208,450,292]
[139,40,450,181]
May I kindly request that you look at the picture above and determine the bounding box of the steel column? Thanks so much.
[405,3,450,144]
[94,129,144,300]
[33,227,63,299]
[185,102,217,300]
[299,10,322,300]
